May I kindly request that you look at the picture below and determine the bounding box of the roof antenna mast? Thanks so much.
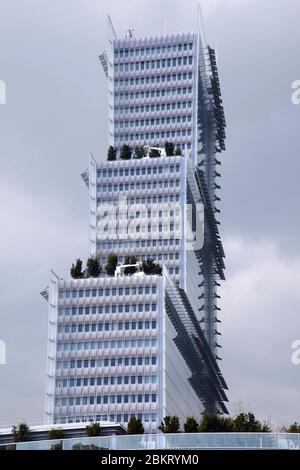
[197,1,207,46]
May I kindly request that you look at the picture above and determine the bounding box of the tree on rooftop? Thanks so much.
[175,147,182,156]
[70,258,84,279]
[85,257,102,278]
[107,145,117,161]
[198,412,234,432]
[134,146,146,159]
[12,423,29,442]
[159,416,180,434]
[233,412,271,433]
[142,258,162,275]
[283,422,300,433]
[164,141,175,156]
[183,417,199,433]
[48,428,65,440]
[120,144,132,160]
[124,255,138,275]
[86,422,101,437]
[105,253,118,276]
[149,148,160,158]
[127,417,144,435]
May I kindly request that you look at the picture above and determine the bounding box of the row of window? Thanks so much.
[98,226,181,236]
[58,306,157,317]
[98,208,180,221]
[55,413,157,424]
[99,238,181,250]
[115,49,194,63]
[57,320,157,334]
[102,223,179,233]
[97,164,180,179]
[115,100,193,115]
[59,286,157,300]
[57,339,157,352]
[115,115,192,128]
[99,179,180,193]
[56,374,157,388]
[115,87,192,101]
[114,56,193,73]
[101,220,181,234]
[56,356,157,369]
[99,254,178,265]
[55,393,157,407]
[115,129,192,142]
[97,238,180,250]
[115,43,193,58]
[58,307,157,318]
[98,195,181,205]
[59,306,157,318]
[115,72,193,87]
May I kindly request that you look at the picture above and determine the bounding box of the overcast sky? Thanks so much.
[0,0,299,429]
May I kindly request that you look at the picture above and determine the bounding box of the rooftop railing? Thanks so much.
[1,433,300,451]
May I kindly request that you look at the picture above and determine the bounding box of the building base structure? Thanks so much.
[43,265,227,433]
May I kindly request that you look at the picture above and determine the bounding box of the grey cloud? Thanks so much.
[0,0,299,426]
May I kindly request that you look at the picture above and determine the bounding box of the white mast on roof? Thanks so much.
[197,1,207,46]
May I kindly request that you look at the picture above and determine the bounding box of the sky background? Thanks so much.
[0,0,299,428]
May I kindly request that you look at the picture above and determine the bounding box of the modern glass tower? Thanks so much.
[42,12,228,433]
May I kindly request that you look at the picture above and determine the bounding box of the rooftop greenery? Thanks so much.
[106,142,182,161]
[127,416,144,435]
[86,422,101,437]
[9,413,300,440]
[159,412,272,434]
[70,255,161,279]
[70,257,102,279]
